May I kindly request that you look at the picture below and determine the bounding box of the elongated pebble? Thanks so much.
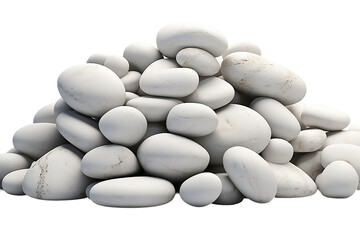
[0,153,32,184]
[104,55,129,78]
[2,169,28,195]
[290,129,326,152]
[33,103,56,124]
[261,138,293,164]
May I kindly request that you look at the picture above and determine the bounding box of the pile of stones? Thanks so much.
[1,23,360,207]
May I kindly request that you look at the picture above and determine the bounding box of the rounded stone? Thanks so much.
[104,55,130,78]
[292,151,323,181]
[33,103,56,124]
[290,129,326,152]
[0,153,32,184]
[121,71,141,93]
[261,138,294,164]
[323,130,360,148]
[87,53,108,65]
[2,169,28,195]
[53,98,72,117]
[213,173,244,205]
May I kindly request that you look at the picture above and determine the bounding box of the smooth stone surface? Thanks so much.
[182,76,235,110]
[137,133,209,182]
[131,122,169,152]
[321,144,360,186]
[99,106,147,146]
[0,153,32,184]
[85,182,98,198]
[292,151,323,181]
[316,161,358,198]
[127,96,182,122]
[53,98,72,117]
[213,173,244,205]
[2,169,28,195]
[81,145,140,179]
[179,172,222,207]
[104,55,129,78]
[139,59,199,98]
[56,110,109,152]
[286,101,306,129]
[33,103,56,123]
[223,146,277,203]
[125,92,140,104]
[229,90,252,106]
[156,22,228,58]
[22,145,94,200]
[323,130,360,149]
[13,123,67,160]
[261,138,294,164]
[194,104,271,165]
[87,53,108,65]
[268,162,317,198]
[57,63,126,117]
[223,41,262,57]
[251,97,301,141]
[176,48,220,76]
[222,52,306,105]
[290,129,326,152]
[89,176,176,207]
[166,103,218,137]
[301,104,350,131]
[123,42,163,73]
[121,71,141,93]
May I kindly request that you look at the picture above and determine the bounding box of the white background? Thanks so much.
[0,0,359,239]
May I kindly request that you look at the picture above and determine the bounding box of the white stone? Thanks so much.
[301,104,350,131]
[53,98,72,117]
[290,129,326,152]
[22,145,94,200]
[85,182,98,198]
[57,63,126,117]
[121,71,141,93]
[139,59,199,98]
[89,176,175,207]
[81,145,140,179]
[222,52,306,105]
[323,130,360,148]
[182,76,235,110]
[13,123,67,159]
[251,97,301,141]
[137,133,209,182]
[261,138,293,164]
[213,173,244,205]
[194,104,271,165]
[33,103,56,124]
[292,151,323,181]
[104,55,129,78]
[229,90,252,106]
[223,146,277,203]
[99,106,147,146]
[223,41,262,57]
[156,22,228,58]
[0,153,32,184]
[56,110,109,152]
[87,53,108,65]
[125,92,139,104]
[126,96,182,122]
[286,101,306,129]
[123,42,163,73]
[179,172,222,207]
[2,169,28,195]
[316,161,358,198]
[176,48,220,76]
[166,103,218,137]
[268,162,317,197]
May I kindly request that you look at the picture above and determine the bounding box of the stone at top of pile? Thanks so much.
[0,22,358,208]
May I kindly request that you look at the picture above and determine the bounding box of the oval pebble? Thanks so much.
[137,133,209,182]
[127,96,182,122]
[176,48,220,76]
[89,176,175,207]
[261,138,294,164]
[13,123,67,160]
[292,151,323,181]
[99,106,147,146]
[125,92,140,104]
[286,101,306,129]
[33,103,56,124]
[268,162,317,198]
[56,110,109,152]
[57,63,126,117]
[323,130,360,148]
[290,129,326,152]
[123,42,163,73]
[182,76,235,110]
[87,53,108,65]
[81,144,140,179]
[316,161,358,198]
[166,103,218,137]
[194,104,271,165]
[121,71,141,93]
[223,41,262,57]
[222,52,306,105]
[223,146,277,203]
[139,59,199,98]
[53,98,72,117]
[213,173,244,205]
[301,104,350,131]
[2,169,28,195]
[179,172,222,207]
[251,97,301,141]
[0,153,32,184]
[156,22,228,58]
[22,144,94,200]
[104,55,130,78]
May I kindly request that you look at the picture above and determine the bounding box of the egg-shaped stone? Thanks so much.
[2,169,28,195]
[33,103,56,124]
[290,129,326,152]
[323,130,360,148]
[87,53,108,65]
[121,71,141,93]
[261,138,294,164]
[53,98,72,117]
[104,55,129,78]
[0,153,32,184]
